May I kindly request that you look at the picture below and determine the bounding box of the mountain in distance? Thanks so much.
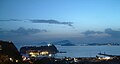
[61,43,76,46]
[88,43,120,46]
[53,40,76,46]
[33,40,76,46]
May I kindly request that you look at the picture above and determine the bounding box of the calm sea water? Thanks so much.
[56,45,120,57]
[15,44,120,58]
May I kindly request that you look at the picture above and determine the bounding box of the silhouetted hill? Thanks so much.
[0,40,22,63]
[53,40,76,46]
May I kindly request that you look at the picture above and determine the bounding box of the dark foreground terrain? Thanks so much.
[1,56,120,64]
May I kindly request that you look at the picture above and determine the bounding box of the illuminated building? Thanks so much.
[20,44,58,57]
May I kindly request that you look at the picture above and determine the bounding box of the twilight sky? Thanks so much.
[0,0,120,43]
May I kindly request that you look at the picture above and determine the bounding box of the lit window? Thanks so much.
[16,60,18,62]
[40,51,49,55]
[9,58,13,62]
[29,52,39,57]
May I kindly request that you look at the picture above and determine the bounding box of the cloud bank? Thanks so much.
[0,21,120,44]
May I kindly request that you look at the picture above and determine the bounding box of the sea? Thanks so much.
[56,45,120,58]
[15,44,120,58]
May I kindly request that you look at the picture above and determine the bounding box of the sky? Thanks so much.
[0,0,120,44]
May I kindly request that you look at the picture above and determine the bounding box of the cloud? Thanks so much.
[0,27,47,42]
[0,19,22,21]
[0,28,45,45]
[105,28,120,38]
[82,30,110,37]
[80,28,120,43]
[0,19,73,27]
[82,28,120,38]
[30,19,73,27]
[0,27,47,36]
[11,27,47,35]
